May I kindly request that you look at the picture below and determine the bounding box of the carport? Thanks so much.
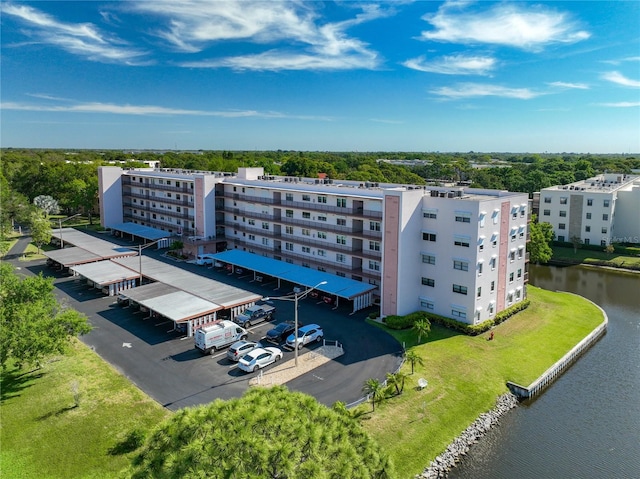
[109,222,171,247]
[70,261,139,296]
[212,250,376,313]
[49,228,138,261]
[120,282,223,337]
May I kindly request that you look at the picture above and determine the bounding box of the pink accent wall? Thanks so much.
[382,196,400,316]
[497,201,510,310]
[194,177,205,237]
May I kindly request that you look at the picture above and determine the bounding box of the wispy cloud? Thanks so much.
[403,54,496,75]
[602,56,640,65]
[596,102,640,108]
[419,1,590,50]
[1,2,148,64]
[430,83,543,100]
[369,118,404,125]
[602,71,640,88]
[547,81,589,89]
[1,100,333,120]
[129,0,384,70]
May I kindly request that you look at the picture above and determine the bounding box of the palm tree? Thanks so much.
[413,318,431,344]
[362,378,383,412]
[404,349,424,375]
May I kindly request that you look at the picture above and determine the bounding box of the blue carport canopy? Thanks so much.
[212,250,376,312]
[110,222,170,241]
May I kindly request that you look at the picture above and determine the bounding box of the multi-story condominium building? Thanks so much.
[538,173,640,246]
[99,166,529,324]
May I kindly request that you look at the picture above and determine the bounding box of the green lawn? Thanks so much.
[362,286,605,479]
[551,245,640,270]
[0,340,169,479]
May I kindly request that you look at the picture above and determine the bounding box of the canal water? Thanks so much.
[449,265,640,479]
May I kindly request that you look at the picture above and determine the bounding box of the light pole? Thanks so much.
[57,213,81,249]
[265,280,327,367]
[122,238,166,285]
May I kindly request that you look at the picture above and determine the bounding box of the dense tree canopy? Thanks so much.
[0,263,92,368]
[126,386,395,479]
[528,215,555,264]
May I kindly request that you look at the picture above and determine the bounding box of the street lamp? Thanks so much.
[122,238,166,285]
[265,280,327,367]
[57,213,82,249]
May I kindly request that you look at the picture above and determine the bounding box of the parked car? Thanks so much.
[227,340,263,362]
[285,324,324,350]
[264,321,302,344]
[116,294,129,305]
[238,347,283,373]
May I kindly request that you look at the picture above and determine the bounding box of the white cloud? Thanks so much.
[403,54,496,75]
[0,100,333,120]
[430,83,543,100]
[547,81,589,89]
[597,101,640,108]
[419,2,590,50]
[369,118,404,125]
[1,2,147,64]
[129,0,383,70]
[602,71,640,88]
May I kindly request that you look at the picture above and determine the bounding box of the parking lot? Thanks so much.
[20,245,402,411]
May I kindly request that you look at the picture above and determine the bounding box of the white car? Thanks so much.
[238,347,283,373]
[285,324,324,350]
[227,340,262,362]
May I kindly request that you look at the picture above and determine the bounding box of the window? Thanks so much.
[336,235,346,245]
[453,260,469,271]
[262,222,269,230]
[543,209,551,216]
[420,300,434,310]
[302,228,310,236]
[285,193,293,201]
[584,238,590,245]
[285,242,294,251]
[423,211,437,219]
[317,231,327,239]
[518,248,524,259]
[477,287,482,298]
[478,262,483,275]
[601,240,607,246]
[422,277,435,287]
[318,215,327,222]
[337,271,346,277]
[248,234,255,241]
[452,309,467,320]
[262,238,269,246]
[508,293,514,304]
[587,199,593,206]
[491,281,495,292]
[317,195,327,204]
[585,226,591,232]
[560,197,567,205]
[586,213,592,219]
[559,211,567,217]
[336,253,346,263]
[603,199,610,207]
[602,214,608,221]
[285,226,293,234]
[601,227,607,234]
[336,218,346,226]
[559,223,566,230]
[455,213,471,223]
[302,194,311,201]
[302,246,311,253]
[370,221,381,231]
[286,209,293,218]
[302,212,311,219]
[369,260,380,271]
[453,284,468,295]
[488,303,495,315]
[490,257,496,270]
[318,249,326,257]
[516,289,522,299]
[369,241,381,251]
[422,253,436,265]
[517,268,522,279]
[479,214,486,228]
[423,232,437,242]
[337,198,347,208]
[493,211,499,225]
[510,251,516,261]
[558,235,565,242]
[454,236,470,247]
[544,197,551,203]
[509,272,514,282]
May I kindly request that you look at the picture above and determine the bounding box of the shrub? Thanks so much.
[384,315,413,330]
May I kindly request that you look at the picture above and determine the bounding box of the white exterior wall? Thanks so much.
[98,167,123,228]
[611,181,640,244]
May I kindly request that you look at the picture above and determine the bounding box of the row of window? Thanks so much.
[543,210,610,221]
[424,208,526,225]
[544,196,610,208]
[131,177,192,188]
[557,224,608,234]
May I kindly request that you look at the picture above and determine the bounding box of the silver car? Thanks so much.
[227,340,262,362]
[238,347,283,373]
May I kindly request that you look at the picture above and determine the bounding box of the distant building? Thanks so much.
[98,166,529,324]
[538,173,640,246]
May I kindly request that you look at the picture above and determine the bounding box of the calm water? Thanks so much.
[449,265,640,479]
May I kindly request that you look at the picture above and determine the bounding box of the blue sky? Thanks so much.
[1,1,639,153]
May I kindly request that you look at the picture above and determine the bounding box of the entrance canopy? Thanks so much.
[110,222,169,241]
[212,250,376,311]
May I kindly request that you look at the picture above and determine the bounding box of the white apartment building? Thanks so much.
[99,166,529,324]
[539,173,640,246]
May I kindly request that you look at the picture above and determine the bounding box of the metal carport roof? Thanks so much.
[51,228,137,259]
[121,283,222,322]
[212,250,376,300]
[110,222,170,241]
[70,261,140,285]
[44,247,102,266]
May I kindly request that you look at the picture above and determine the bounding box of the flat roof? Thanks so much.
[109,222,170,241]
[51,228,137,259]
[112,255,262,309]
[121,283,221,322]
[70,261,140,285]
[212,250,376,300]
[44,247,102,266]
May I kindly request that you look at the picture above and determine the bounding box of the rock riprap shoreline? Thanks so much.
[417,393,519,479]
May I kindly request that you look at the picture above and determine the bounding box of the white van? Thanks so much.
[194,320,248,355]
[195,254,217,266]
